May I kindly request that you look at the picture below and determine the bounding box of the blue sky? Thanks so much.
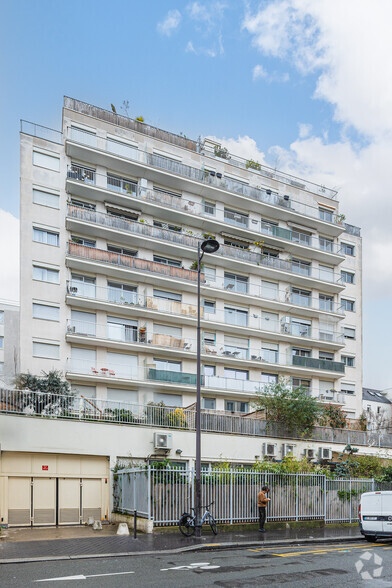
[0,0,391,389]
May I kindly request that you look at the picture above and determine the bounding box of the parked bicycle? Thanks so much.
[179,502,218,536]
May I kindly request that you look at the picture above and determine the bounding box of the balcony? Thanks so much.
[67,205,344,289]
[291,355,345,373]
[65,127,345,234]
[148,369,197,385]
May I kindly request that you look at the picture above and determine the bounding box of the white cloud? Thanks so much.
[253,64,267,80]
[298,123,312,138]
[157,9,182,37]
[0,209,19,302]
[253,64,289,82]
[185,41,197,54]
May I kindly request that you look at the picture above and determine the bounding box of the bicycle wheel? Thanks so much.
[179,514,196,537]
[209,514,218,535]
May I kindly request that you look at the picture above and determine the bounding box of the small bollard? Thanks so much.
[134,509,137,539]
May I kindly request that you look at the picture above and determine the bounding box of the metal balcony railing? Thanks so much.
[66,127,344,227]
[67,205,343,284]
[291,355,345,373]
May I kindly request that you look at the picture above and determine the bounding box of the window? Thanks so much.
[153,392,182,407]
[0,362,3,375]
[33,228,59,246]
[341,270,355,284]
[341,242,355,256]
[290,318,311,337]
[154,186,181,199]
[225,305,248,327]
[203,397,216,410]
[224,368,249,380]
[0,311,3,323]
[33,265,59,284]
[224,238,250,250]
[154,323,182,339]
[204,201,216,215]
[292,347,311,357]
[261,280,278,300]
[70,274,96,297]
[319,264,334,281]
[33,341,60,359]
[108,316,138,342]
[33,303,59,321]
[107,174,137,195]
[292,229,310,246]
[225,400,249,413]
[261,344,278,363]
[261,311,278,332]
[154,358,182,371]
[153,220,182,232]
[71,235,96,248]
[70,347,96,373]
[70,198,96,210]
[204,266,216,282]
[341,298,355,312]
[261,219,279,236]
[204,365,216,376]
[33,151,60,171]
[109,244,137,256]
[342,355,355,367]
[0,337,3,349]
[70,126,96,146]
[33,189,59,208]
[68,163,95,183]
[107,137,138,159]
[341,383,355,395]
[292,287,311,307]
[261,373,278,384]
[72,384,96,399]
[319,321,335,341]
[204,300,216,314]
[153,255,181,267]
[224,335,249,359]
[343,327,356,339]
[106,388,137,405]
[292,258,311,276]
[224,272,248,294]
[203,332,216,346]
[319,237,333,252]
[292,378,311,390]
[70,310,96,336]
[224,208,249,228]
[108,282,137,304]
[319,207,333,222]
[153,289,182,302]
[107,352,138,378]
[319,351,334,361]
[319,294,334,312]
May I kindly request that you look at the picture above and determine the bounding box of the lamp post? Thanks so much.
[195,237,220,537]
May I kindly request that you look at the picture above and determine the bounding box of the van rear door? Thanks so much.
[382,492,392,534]
[361,492,383,535]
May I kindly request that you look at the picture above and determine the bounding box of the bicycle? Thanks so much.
[179,502,218,536]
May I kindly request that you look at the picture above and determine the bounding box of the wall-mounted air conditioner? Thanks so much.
[304,448,316,460]
[319,447,332,460]
[263,443,277,458]
[154,432,173,450]
[282,443,296,457]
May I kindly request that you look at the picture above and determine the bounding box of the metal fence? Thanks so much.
[113,467,392,527]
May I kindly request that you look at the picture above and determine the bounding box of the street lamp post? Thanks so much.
[195,237,220,537]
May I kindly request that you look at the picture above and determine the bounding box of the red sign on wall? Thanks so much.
[42,465,49,471]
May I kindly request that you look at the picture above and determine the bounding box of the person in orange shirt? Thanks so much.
[258,485,271,532]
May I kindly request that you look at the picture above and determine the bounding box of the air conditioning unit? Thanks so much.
[282,443,296,457]
[304,448,316,460]
[319,447,332,460]
[263,443,277,458]
[154,432,173,450]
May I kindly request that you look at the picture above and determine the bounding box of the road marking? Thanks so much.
[160,562,220,572]
[35,571,135,582]
[270,544,387,558]
[205,543,221,546]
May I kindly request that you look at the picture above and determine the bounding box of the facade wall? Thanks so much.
[0,301,20,386]
[19,98,363,422]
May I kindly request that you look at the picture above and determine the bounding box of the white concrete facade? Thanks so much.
[19,97,363,425]
[0,301,20,387]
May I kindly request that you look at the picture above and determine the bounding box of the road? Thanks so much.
[2,541,392,587]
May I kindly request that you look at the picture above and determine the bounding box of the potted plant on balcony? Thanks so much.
[246,159,262,171]
[214,145,230,160]
[203,232,216,240]
[190,260,203,271]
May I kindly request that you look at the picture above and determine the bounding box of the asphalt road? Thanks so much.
[2,541,392,587]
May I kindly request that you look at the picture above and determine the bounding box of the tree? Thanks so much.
[14,370,74,415]
[320,404,347,429]
[253,379,321,437]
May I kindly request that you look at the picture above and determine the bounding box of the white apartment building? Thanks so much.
[0,96,369,527]
[0,300,20,387]
[19,97,362,419]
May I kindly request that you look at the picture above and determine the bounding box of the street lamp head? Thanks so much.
[201,238,220,254]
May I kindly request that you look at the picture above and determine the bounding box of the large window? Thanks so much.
[71,235,96,248]
[33,341,60,359]
[224,305,248,326]
[154,358,182,371]
[224,335,249,359]
[319,237,333,252]
[319,294,333,311]
[108,281,137,304]
[319,351,334,361]
[153,255,181,267]
[107,137,138,159]
[224,368,249,380]
[70,274,96,298]
[70,347,96,373]
[33,265,59,284]
[225,400,249,413]
[107,316,138,342]
[107,174,137,195]
[107,352,138,378]
[33,228,59,246]
[292,347,311,357]
[33,303,59,321]
[154,392,182,407]
[108,244,137,256]
[203,300,216,314]
[291,318,311,337]
[292,259,311,276]
[33,151,60,171]
[153,220,182,232]
[70,198,96,210]
[153,289,181,302]
[204,201,216,215]
[224,207,248,228]
[292,287,311,307]
[261,373,278,385]
[319,207,333,222]
[202,397,216,410]
[319,264,334,281]
[261,280,278,300]
[292,378,311,390]
[261,343,278,363]
[224,272,248,294]
[341,270,355,284]
[33,189,59,208]
[70,310,96,336]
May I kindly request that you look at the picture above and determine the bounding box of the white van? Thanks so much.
[359,491,392,542]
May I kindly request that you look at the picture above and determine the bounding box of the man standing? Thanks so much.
[258,485,270,532]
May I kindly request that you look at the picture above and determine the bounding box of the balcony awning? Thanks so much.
[104,202,140,217]
[221,232,253,243]
[286,221,315,234]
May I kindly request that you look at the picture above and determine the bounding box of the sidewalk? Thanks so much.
[0,523,364,564]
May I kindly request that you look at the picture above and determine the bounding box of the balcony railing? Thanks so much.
[66,241,202,283]
[66,127,344,227]
[291,355,345,373]
[20,120,63,144]
[67,205,343,284]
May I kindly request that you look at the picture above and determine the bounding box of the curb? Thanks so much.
[0,534,363,564]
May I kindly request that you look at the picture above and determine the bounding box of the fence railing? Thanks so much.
[1,389,391,447]
[113,467,390,526]
[20,120,63,144]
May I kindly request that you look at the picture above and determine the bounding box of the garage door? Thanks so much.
[33,478,56,525]
[82,479,102,523]
[58,478,81,525]
[8,477,31,526]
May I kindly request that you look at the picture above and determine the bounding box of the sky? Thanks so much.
[0,0,391,389]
